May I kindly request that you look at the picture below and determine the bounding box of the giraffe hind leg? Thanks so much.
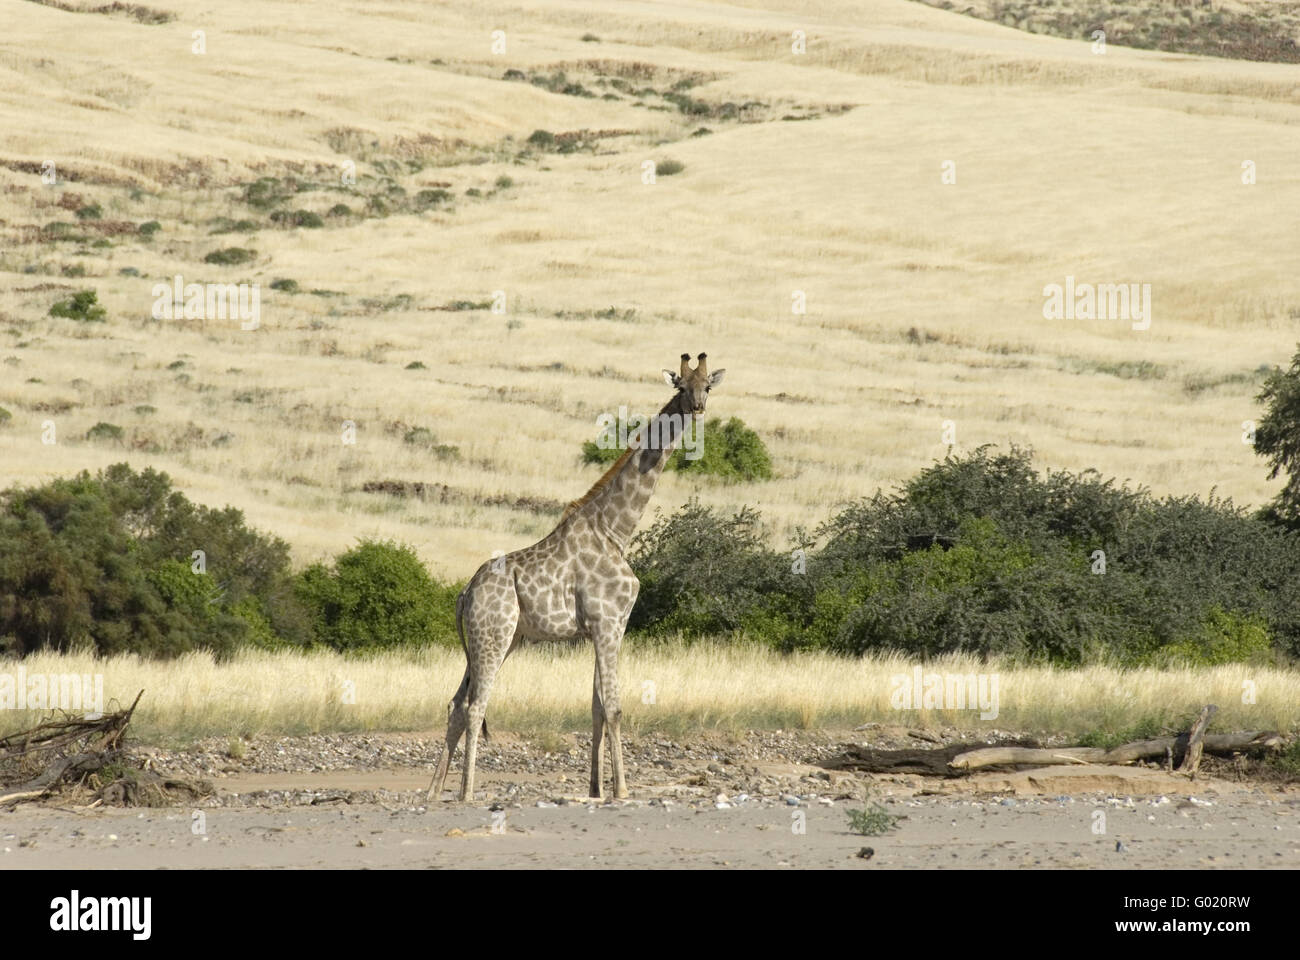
[427,668,469,802]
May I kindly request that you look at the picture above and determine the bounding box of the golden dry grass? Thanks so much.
[2,646,1295,743]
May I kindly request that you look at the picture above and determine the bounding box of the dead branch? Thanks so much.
[1177,704,1218,776]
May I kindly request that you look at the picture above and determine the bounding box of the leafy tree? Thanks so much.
[1254,348,1300,528]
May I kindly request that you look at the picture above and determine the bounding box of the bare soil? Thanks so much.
[3,727,1297,869]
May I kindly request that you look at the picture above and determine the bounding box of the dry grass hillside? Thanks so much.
[2,0,1298,578]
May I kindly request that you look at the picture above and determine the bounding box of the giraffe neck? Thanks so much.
[579,393,691,552]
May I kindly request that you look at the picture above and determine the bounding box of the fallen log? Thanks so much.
[949,730,1282,772]
[822,738,1041,776]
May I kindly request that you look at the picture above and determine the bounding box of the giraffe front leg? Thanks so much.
[590,663,605,799]
[594,629,628,800]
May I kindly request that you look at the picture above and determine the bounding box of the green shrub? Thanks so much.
[270,277,299,293]
[75,203,102,220]
[527,129,556,148]
[269,209,323,228]
[138,220,161,236]
[49,289,106,322]
[581,417,772,482]
[0,407,11,427]
[621,446,1300,663]
[204,247,256,266]
[628,500,798,637]
[85,422,124,443]
[0,464,308,658]
[415,189,452,209]
[1159,607,1273,666]
[655,158,685,176]
[673,417,773,481]
[294,540,459,651]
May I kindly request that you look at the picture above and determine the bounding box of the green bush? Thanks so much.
[582,417,772,482]
[139,220,161,236]
[0,464,308,658]
[415,189,452,209]
[269,209,323,228]
[628,500,799,637]
[1160,607,1272,666]
[204,247,256,266]
[622,446,1300,664]
[85,422,124,443]
[49,289,106,322]
[294,540,459,651]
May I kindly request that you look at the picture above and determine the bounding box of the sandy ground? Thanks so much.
[3,729,1298,868]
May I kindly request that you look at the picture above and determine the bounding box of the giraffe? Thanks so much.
[427,353,725,802]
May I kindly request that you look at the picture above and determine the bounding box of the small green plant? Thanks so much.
[75,203,102,220]
[209,218,257,234]
[269,278,300,293]
[405,361,427,370]
[49,289,106,322]
[204,247,256,266]
[846,800,901,836]
[494,175,514,189]
[655,159,685,176]
[0,406,11,427]
[138,220,161,236]
[580,33,600,42]
[226,738,247,760]
[527,129,556,148]
[327,203,352,217]
[404,427,459,460]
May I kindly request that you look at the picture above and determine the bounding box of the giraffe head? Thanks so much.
[662,353,725,417]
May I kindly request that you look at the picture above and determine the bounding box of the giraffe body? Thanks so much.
[427,354,724,802]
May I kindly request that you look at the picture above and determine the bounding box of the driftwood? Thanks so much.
[949,730,1281,772]
[0,691,141,805]
[823,707,1284,780]
[1177,704,1218,775]
[822,738,1041,776]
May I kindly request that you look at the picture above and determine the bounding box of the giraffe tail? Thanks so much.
[454,587,490,743]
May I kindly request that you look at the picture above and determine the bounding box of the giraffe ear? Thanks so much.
[707,369,726,387]
[662,369,681,388]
